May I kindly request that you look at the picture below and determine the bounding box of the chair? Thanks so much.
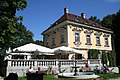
[26,72,44,80]
[4,73,18,80]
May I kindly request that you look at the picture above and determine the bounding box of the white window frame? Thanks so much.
[86,34,91,44]
[74,32,80,42]
[104,37,109,46]
[96,36,100,45]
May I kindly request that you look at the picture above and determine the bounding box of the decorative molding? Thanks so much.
[57,26,66,31]
[104,45,109,47]
[72,27,83,31]
[73,41,81,47]
[85,43,92,45]
[96,44,101,46]
[45,34,50,37]
[103,33,110,37]
[84,29,93,34]
[94,31,102,36]
[69,25,72,28]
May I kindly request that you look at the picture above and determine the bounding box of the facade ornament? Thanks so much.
[69,25,72,28]
[72,27,83,31]
[103,33,110,37]
[84,29,93,34]
[74,41,81,47]
[94,31,102,36]
[57,26,66,31]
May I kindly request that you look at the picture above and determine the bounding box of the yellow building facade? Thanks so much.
[42,8,112,59]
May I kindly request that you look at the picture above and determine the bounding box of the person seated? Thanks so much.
[79,67,83,72]
[94,65,101,73]
[100,64,113,73]
[82,63,91,72]
[103,66,110,73]
[100,65,105,73]
[36,67,41,73]
[28,66,34,73]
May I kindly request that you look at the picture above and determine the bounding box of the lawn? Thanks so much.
[18,73,120,80]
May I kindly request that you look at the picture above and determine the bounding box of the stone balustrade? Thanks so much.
[5,59,101,77]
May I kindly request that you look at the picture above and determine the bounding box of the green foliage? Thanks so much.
[101,12,118,66]
[108,51,116,67]
[89,16,101,24]
[113,10,120,66]
[101,14,116,30]
[101,51,107,65]
[88,49,100,59]
[18,74,120,80]
[98,73,120,79]
[34,40,43,46]
[0,0,34,53]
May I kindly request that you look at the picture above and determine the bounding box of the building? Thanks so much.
[42,8,113,59]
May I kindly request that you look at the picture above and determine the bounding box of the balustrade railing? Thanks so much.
[7,59,101,67]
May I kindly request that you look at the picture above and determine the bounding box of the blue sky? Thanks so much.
[16,0,120,41]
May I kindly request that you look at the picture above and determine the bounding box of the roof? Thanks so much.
[42,13,112,34]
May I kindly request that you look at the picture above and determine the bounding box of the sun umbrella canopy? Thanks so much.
[8,52,31,55]
[53,46,83,54]
[13,43,54,53]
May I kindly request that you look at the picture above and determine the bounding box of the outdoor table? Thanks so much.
[26,72,45,80]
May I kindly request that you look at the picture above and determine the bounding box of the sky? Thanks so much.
[16,0,120,41]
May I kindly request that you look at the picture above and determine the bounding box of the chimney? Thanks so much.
[81,13,85,18]
[64,7,68,14]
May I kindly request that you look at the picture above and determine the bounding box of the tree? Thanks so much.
[89,16,101,24]
[101,14,116,30]
[88,49,100,59]
[113,10,120,66]
[34,40,43,46]
[11,22,34,48]
[101,14,117,67]
[0,0,34,54]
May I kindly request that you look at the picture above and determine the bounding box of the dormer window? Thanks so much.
[75,19,80,22]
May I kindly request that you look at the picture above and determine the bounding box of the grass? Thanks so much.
[18,73,120,80]
[98,73,120,79]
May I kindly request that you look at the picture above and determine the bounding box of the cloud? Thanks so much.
[105,0,120,2]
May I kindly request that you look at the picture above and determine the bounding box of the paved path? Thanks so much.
[0,77,3,80]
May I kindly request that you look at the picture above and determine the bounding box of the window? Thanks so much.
[104,37,109,46]
[86,34,91,44]
[75,32,80,42]
[60,30,65,43]
[96,36,101,46]
[45,36,49,46]
[52,34,55,45]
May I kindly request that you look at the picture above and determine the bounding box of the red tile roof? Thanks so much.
[42,13,112,34]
